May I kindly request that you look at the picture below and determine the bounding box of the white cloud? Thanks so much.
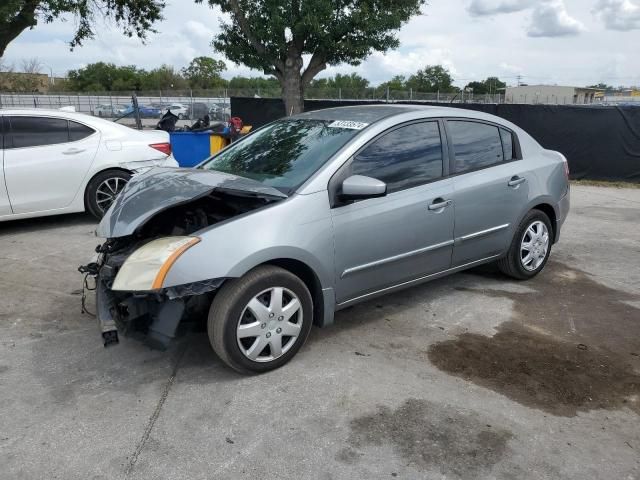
[594,0,640,30]
[468,0,535,16]
[528,0,586,37]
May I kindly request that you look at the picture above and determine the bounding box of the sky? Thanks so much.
[2,0,640,88]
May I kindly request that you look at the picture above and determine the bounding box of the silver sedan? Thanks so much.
[84,105,570,373]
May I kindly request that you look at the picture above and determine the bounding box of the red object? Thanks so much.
[230,117,243,133]
[149,142,172,156]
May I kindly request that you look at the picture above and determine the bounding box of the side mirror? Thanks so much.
[340,175,387,200]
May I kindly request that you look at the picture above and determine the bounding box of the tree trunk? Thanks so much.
[281,58,304,116]
[0,1,39,59]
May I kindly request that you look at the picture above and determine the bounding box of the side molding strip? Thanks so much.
[457,223,510,243]
[341,240,455,278]
[337,254,501,308]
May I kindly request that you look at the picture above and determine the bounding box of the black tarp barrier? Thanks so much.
[231,97,640,182]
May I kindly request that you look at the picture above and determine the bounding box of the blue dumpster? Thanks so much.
[169,131,213,167]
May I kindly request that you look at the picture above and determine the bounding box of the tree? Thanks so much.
[379,75,407,91]
[588,83,612,90]
[182,56,227,89]
[67,62,145,91]
[228,76,279,90]
[309,73,370,99]
[203,0,425,115]
[141,65,188,90]
[406,65,456,93]
[465,77,506,95]
[0,0,164,58]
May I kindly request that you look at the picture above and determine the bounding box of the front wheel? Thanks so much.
[208,266,313,374]
[498,209,553,280]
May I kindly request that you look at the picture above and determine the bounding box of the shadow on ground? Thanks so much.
[0,212,96,235]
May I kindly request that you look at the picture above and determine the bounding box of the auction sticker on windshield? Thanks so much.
[328,120,369,130]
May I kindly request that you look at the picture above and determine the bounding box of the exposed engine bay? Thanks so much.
[80,188,282,349]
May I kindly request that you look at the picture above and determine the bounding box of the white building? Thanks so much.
[505,85,604,105]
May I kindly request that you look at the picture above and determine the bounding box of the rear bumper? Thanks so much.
[555,187,571,243]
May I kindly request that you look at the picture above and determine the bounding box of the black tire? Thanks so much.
[498,209,553,280]
[85,169,131,220]
[208,265,313,374]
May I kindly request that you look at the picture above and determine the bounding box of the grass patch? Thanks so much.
[571,179,640,189]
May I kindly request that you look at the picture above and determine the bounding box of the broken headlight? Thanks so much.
[112,236,201,292]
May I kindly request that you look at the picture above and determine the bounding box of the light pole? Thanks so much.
[42,64,54,89]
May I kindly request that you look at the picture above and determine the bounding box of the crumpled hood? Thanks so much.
[97,167,286,238]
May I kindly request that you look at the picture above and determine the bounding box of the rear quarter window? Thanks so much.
[69,121,95,141]
[500,128,515,161]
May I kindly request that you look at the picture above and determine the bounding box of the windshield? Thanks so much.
[199,119,362,194]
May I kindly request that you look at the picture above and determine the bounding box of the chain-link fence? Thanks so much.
[0,87,505,116]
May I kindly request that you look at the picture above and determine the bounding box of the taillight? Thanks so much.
[150,142,171,156]
[562,155,570,180]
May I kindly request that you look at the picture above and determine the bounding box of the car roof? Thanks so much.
[0,108,146,135]
[0,108,98,120]
[294,104,507,126]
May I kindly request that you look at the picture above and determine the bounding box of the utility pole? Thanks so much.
[517,74,523,87]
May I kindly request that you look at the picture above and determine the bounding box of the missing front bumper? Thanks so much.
[94,274,224,350]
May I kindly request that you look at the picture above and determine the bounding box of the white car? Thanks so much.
[94,104,128,118]
[0,109,178,221]
[165,103,188,119]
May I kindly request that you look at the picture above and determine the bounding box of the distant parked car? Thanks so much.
[0,109,178,221]
[122,104,162,119]
[165,103,188,119]
[87,105,570,373]
[209,104,231,121]
[94,104,128,118]
[186,102,210,120]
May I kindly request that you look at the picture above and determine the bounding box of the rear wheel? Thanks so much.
[498,209,553,280]
[208,265,313,374]
[85,170,131,219]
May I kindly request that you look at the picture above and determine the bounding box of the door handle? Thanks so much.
[508,176,527,187]
[428,199,453,211]
[62,148,86,155]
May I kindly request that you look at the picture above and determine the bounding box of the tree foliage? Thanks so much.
[182,56,227,89]
[464,77,506,95]
[311,73,370,90]
[0,1,164,58]
[405,65,456,93]
[587,83,612,90]
[378,75,407,91]
[227,76,279,90]
[201,0,425,114]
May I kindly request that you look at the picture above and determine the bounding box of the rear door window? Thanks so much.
[350,121,444,193]
[448,121,504,174]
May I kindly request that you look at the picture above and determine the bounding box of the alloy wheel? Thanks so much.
[520,220,550,272]
[236,287,303,362]
[95,177,127,212]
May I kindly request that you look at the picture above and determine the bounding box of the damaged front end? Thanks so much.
[79,168,286,349]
